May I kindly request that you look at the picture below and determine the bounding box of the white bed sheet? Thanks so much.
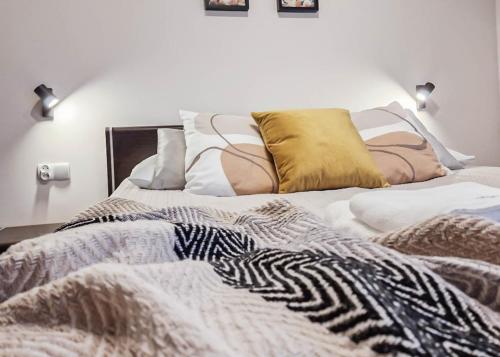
[112,167,500,222]
[113,178,363,219]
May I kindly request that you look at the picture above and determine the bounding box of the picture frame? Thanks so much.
[277,0,319,13]
[204,0,249,11]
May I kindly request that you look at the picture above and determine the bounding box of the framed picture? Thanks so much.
[277,0,318,13]
[204,0,249,11]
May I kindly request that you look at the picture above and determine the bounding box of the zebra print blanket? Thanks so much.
[0,198,499,356]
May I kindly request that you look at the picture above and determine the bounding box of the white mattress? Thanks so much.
[112,166,500,220]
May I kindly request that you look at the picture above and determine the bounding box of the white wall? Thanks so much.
[1,0,500,226]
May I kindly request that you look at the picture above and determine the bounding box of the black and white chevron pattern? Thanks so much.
[173,224,500,356]
[57,198,234,232]
[174,223,255,261]
[54,198,500,356]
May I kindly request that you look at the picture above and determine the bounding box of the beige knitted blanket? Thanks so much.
[0,198,499,356]
[373,210,500,266]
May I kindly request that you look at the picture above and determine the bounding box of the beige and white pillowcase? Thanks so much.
[181,110,278,196]
[351,102,453,185]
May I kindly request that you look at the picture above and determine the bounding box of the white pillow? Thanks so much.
[129,155,157,188]
[128,128,186,190]
[448,149,476,164]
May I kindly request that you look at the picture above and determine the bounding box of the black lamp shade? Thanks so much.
[34,84,59,117]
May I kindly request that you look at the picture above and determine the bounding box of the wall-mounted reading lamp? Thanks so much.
[416,82,435,111]
[34,84,60,118]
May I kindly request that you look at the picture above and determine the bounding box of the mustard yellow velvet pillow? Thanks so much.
[251,108,389,193]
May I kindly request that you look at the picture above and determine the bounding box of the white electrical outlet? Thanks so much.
[37,163,71,182]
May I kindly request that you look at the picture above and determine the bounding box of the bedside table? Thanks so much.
[0,223,62,253]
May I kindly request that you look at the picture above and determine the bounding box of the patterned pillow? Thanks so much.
[180,110,278,196]
[351,102,453,185]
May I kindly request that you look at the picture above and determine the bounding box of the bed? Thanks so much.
[106,125,500,217]
[0,125,499,356]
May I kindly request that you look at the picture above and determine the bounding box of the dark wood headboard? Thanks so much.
[105,125,183,195]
